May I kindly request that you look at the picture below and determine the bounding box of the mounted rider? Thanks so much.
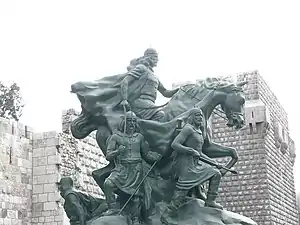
[120,48,179,122]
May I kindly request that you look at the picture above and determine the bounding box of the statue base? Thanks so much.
[87,198,257,225]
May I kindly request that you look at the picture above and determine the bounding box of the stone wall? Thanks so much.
[209,71,299,225]
[0,118,33,225]
[31,132,63,225]
[238,71,298,224]
[0,110,108,225]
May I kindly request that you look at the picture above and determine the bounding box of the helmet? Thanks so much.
[144,48,158,56]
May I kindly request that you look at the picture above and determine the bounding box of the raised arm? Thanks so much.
[171,125,195,154]
[158,82,179,98]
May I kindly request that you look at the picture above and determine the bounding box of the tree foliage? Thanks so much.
[0,81,24,121]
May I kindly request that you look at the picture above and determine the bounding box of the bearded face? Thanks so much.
[126,117,137,132]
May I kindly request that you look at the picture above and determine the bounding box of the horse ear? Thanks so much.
[237,81,248,87]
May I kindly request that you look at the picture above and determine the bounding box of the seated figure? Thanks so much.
[58,177,108,225]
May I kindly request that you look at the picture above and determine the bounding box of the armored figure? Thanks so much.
[120,48,179,122]
[161,108,224,224]
[58,177,108,225]
[103,111,161,224]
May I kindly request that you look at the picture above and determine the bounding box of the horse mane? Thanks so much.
[179,77,243,95]
[198,77,243,92]
[180,77,238,92]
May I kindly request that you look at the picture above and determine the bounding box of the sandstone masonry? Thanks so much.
[0,119,33,225]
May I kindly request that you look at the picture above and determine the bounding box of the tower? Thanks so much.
[210,71,298,224]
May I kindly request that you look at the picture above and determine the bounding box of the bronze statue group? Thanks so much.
[59,48,247,225]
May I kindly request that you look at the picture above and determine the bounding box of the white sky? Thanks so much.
[1,1,299,192]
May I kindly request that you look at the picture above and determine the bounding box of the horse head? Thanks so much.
[215,80,247,129]
[174,78,247,130]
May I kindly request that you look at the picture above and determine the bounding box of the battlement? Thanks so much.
[0,117,34,139]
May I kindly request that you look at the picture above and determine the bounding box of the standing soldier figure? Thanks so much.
[161,108,224,224]
[103,111,161,225]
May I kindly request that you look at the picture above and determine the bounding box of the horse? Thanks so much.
[70,77,247,201]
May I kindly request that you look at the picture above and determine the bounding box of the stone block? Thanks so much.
[3,218,12,225]
[32,202,43,213]
[43,202,57,211]
[38,193,48,202]
[54,214,64,222]
[44,183,57,193]
[32,184,43,194]
[46,165,59,174]
[32,148,45,158]
[37,156,47,166]
[48,192,61,202]
[48,155,62,165]
[32,194,38,203]
[45,146,58,156]
[38,174,59,184]
[45,216,54,222]
[6,210,17,219]
[46,138,60,147]
[33,166,46,176]
[42,211,51,217]
[31,218,38,223]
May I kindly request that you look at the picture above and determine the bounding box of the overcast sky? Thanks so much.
[1,0,299,192]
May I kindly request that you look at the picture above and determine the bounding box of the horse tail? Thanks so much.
[70,112,98,139]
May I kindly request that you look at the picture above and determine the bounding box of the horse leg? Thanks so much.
[96,125,111,156]
[92,163,114,194]
[203,141,239,176]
